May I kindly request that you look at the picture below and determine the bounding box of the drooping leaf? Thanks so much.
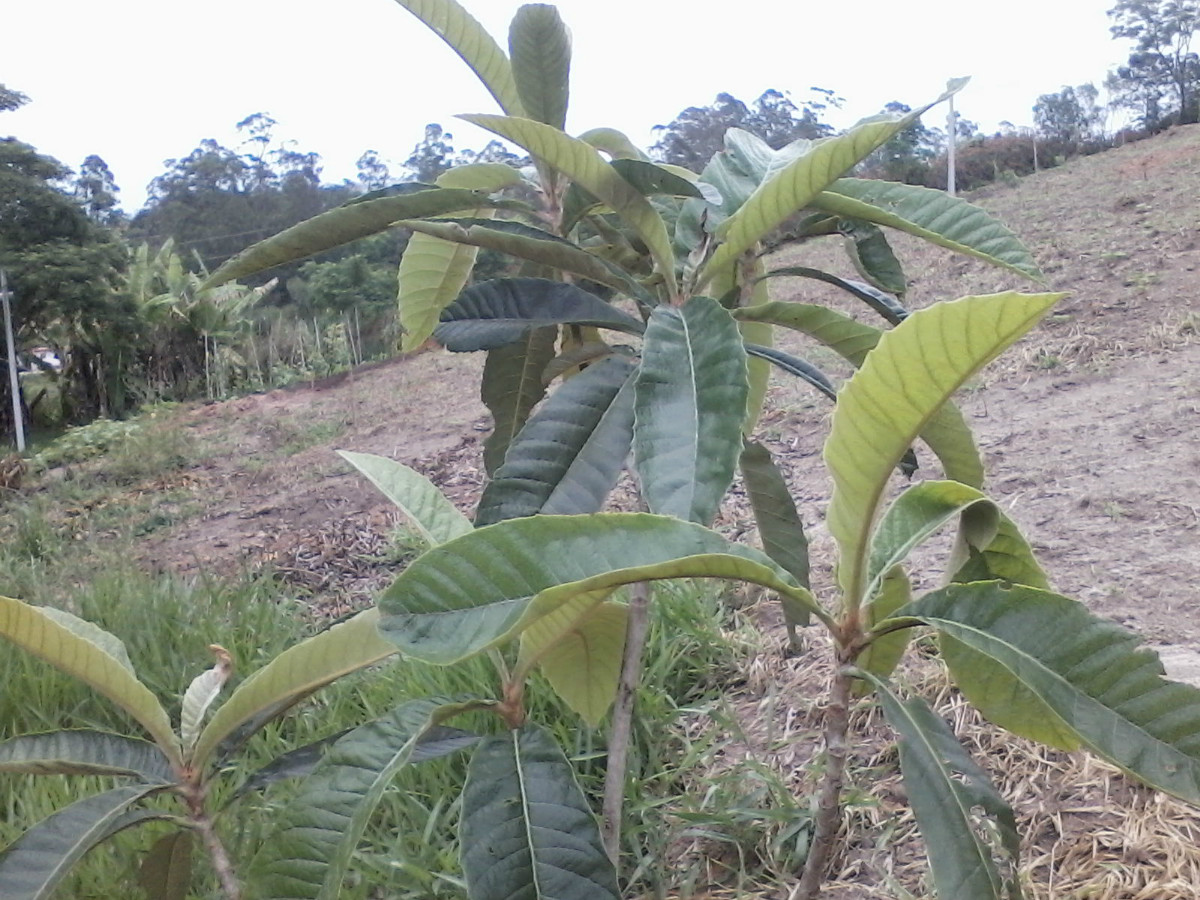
[866,481,997,603]
[0,731,174,783]
[251,699,480,900]
[578,127,645,160]
[508,4,570,130]
[0,785,163,900]
[138,832,194,900]
[206,186,496,286]
[476,355,636,526]
[893,583,1200,803]
[824,292,1062,607]
[812,179,1042,281]
[480,326,558,476]
[743,342,836,400]
[391,0,525,116]
[634,296,748,525]
[864,672,1022,900]
[757,267,908,324]
[951,510,1049,589]
[0,596,179,765]
[701,83,966,283]
[191,609,396,771]
[436,278,643,352]
[840,219,907,297]
[377,513,820,664]
[461,724,620,900]
[337,451,472,545]
[400,218,650,300]
[459,114,677,286]
[522,599,628,727]
[181,645,233,755]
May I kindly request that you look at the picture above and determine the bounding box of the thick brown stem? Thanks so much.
[601,581,651,866]
[795,661,854,899]
[183,785,241,900]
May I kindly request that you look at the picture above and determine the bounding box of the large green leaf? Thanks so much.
[893,583,1200,804]
[824,293,1061,607]
[0,784,164,900]
[951,510,1049,589]
[399,218,650,300]
[508,4,570,130]
[206,186,496,286]
[139,832,193,900]
[0,596,179,765]
[700,83,965,283]
[812,179,1042,281]
[461,724,619,900]
[250,699,478,900]
[480,326,558,476]
[337,450,472,545]
[191,609,396,771]
[521,598,628,727]
[436,278,643,352]
[391,0,525,116]
[634,296,748,526]
[377,513,820,664]
[739,440,811,632]
[37,607,135,673]
[864,672,1022,900]
[840,219,907,296]
[866,481,997,603]
[0,731,174,783]
[476,355,636,526]
[459,114,677,287]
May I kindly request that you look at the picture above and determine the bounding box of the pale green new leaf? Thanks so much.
[522,598,628,727]
[864,672,1022,900]
[480,325,558,475]
[951,510,1049,588]
[508,4,570,130]
[398,228,483,352]
[0,785,163,900]
[437,162,524,191]
[701,83,965,283]
[895,583,1200,803]
[180,646,232,755]
[476,355,636,526]
[866,481,997,603]
[634,296,748,526]
[377,513,821,664]
[337,451,471,545]
[824,293,1062,606]
[191,609,396,771]
[0,731,174,783]
[391,0,525,116]
[206,186,495,287]
[250,698,478,900]
[812,179,1042,281]
[459,114,677,287]
[461,724,619,900]
[0,596,179,765]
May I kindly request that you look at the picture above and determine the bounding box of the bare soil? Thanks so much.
[115,125,1200,895]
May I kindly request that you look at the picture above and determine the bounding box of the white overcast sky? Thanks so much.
[6,0,1130,212]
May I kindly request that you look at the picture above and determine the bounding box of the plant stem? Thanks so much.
[183,785,242,900]
[601,580,650,866]
[795,659,854,899]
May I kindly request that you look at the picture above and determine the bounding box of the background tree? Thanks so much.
[860,101,942,183]
[356,150,392,191]
[403,123,456,182]
[0,84,29,112]
[74,154,122,226]
[1108,0,1200,125]
[1034,83,1106,147]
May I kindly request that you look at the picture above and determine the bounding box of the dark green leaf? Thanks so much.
[895,583,1200,802]
[865,672,1022,900]
[250,699,479,900]
[436,278,644,352]
[0,731,174,783]
[0,785,162,900]
[634,296,749,525]
[461,724,619,900]
[840,220,907,297]
[205,187,496,286]
[481,326,558,475]
[508,4,570,130]
[743,342,835,400]
[759,265,908,325]
[611,159,707,199]
[377,513,818,663]
[476,356,636,526]
[233,730,352,799]
[138,831,194,900]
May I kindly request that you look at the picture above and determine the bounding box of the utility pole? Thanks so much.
[1,270,26,452]
[946,94,957,197]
